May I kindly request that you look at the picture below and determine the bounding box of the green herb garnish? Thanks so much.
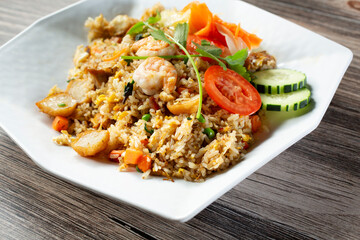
[198,114,205,123]
[123,80,135,103]
[66,78,75,83]
[124,59,133,66]
[135,33,144,41]
[187,117,192,120]
[174,23,189,48]
[146,11,161,24]
[127,11,161,36]
[223,49,251,81]
[203,127,216,139]
[200,39,211,46]
[149,28,173,44]
[127,22,146,35]
[194,41,251,81]
[57,103,66,107]
[193,42,227,69]
[144,123,154,134]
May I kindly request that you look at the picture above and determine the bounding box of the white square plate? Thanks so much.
[0,0,352,222]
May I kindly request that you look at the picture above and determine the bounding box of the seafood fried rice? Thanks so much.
[36,2,276,182]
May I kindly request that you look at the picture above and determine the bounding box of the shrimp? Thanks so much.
[131,36,177,56]
[133,57,177,95]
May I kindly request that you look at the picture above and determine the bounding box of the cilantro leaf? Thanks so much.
[147,11,161,24]
[229,65,251,81]
[193,42,226,69]
[193,42,222,57]
[174,23,189,48]
[200,39,211,46]
[223,49,251,81]
[224,48,248,66]
[127,22,145,35]
[150,29,172,44]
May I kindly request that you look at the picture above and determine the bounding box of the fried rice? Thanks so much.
[36,3,274,182]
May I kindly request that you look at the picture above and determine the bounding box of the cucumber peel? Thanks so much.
[252,69,306,94]
[260,88,311,111]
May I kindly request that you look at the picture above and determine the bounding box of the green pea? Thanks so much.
[142,114,151,122]
[203,128,215,139]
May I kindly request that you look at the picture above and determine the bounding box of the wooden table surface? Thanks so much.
[0,0,359,239]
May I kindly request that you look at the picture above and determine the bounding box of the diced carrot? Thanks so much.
[213,15,262,49]
[124,149,143,164]
[137,155,152,172]
[52,116,69,132]
[109,150,125,162]
[251,115,261,133]
[140,139,149,146]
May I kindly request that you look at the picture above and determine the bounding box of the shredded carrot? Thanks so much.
[102,48,127,62]
[52,116,68,132]
[182,1,213,37]
[213,15,262,49]
[235,23,240,37]
[124,149,143,164]
[183,2,262,50]
[137,155,152,172]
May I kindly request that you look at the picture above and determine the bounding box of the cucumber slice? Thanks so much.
[260,88,311,111]
[252,69,306,94]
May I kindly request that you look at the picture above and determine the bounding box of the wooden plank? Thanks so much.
[0,0,359,239]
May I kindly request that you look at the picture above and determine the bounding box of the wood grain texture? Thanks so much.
[0,0,359,239]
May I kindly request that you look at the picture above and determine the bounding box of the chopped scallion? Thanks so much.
[203,128,215,139]
[198,114,205,123]
[144,123,154,134]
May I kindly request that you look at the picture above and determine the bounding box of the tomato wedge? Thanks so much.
[204,66,261,115]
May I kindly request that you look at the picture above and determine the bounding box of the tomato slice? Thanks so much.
[186,34,230,57]
[204,66,261,115]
